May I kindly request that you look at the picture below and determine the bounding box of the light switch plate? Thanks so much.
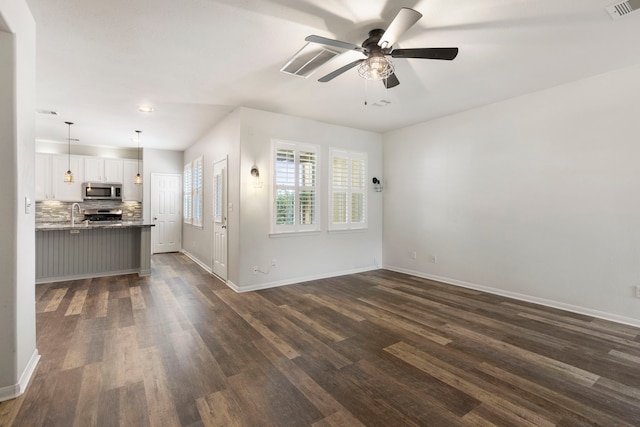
[24,197,31,214]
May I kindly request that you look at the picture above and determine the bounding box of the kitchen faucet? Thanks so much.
[71,203,82,226]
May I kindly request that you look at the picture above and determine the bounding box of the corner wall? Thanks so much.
[383,63,640,326]
[142,148,184,224]
[0,0,38,401]
[182,107,383,291]
[183,109,241,282]
[235,108,383,290]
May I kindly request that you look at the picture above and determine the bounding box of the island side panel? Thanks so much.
[36,227,142,282]
[139,226,152,276]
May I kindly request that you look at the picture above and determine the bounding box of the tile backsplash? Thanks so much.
[36,201,142,224]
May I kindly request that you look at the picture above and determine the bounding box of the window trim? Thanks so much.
[271,140,320,235]
[329,149,368,231]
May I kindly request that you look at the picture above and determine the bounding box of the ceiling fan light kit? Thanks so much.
[358,54,394,80]
[291,7,459,89]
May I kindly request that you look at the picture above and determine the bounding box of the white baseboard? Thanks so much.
[35,269,138,284]
[179,250,379,294]
[231,266,380,293]
[384,265,640,328]
[0,348,40,402]
[180,250,213,274]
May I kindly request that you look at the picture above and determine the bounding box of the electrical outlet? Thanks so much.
[271,259,277,267]
[410,251,417,260]
[635,285,640,298]
[430,255,437,263]
[253,266,258,274]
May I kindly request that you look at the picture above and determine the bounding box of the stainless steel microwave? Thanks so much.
[82,183,122,200]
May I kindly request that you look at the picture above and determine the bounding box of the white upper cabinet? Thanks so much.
[35,154,52,201]
[84,157,123,183]
[37,153,139,202]
[104,158,123,183]
[122,159,143,201]
[51,154,84,202]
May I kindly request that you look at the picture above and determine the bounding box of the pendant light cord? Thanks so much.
[65,121,73,171]
[136,130,141,174]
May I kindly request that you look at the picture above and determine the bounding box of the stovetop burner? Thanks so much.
[83,208,123,222]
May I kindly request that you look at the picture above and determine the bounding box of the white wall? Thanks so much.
[183,107,383,291]
[183,109,241,281]
[36,140,138,159]
[383,64,640,326]
[235,108,382,290]
[0,0,38,401]
[142,147,184,224]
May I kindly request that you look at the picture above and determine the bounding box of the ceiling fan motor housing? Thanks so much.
[363,29,387,53]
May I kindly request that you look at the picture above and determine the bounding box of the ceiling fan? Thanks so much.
[305,7,458,88]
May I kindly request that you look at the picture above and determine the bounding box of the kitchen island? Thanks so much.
[35,222,154,283]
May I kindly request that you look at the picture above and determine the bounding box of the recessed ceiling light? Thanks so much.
[138,105,154,113]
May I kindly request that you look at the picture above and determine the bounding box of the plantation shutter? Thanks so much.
[183,162,192,224]
[330,149,367,230]
[192,156,203,227]
[273,141,319,233]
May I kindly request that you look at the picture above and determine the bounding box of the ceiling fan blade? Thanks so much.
[378,8,423,49]
[390,47,459,60]
[305,35,363,52]
[383,73,400,89]
[318,59,365,82]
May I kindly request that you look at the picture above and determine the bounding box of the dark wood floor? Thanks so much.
[1,253,640,426]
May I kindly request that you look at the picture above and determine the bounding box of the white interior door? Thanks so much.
[151,173,181,253]
[212,158,228,280]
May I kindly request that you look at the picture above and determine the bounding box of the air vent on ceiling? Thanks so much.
[36,109,58,115]
[606,0,640,20]
[280,43,340,78]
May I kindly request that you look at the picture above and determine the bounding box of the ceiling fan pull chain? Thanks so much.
[364,79,369,106]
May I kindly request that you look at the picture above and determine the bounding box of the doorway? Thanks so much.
[151,173,181,253]
[212,158,228,280]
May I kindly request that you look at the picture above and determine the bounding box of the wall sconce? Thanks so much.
[372,177,383,192]
[250,164,263,188]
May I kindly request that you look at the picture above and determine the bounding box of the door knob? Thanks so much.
[153,217,158,220]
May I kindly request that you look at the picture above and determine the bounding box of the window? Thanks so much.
[183,162,192,224]
[272,141,319,233]
[213,171,222,223]
[330,149,367,230]
[192,156,203,228]
[183,156,203,227]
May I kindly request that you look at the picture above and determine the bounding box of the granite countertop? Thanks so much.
[36,221,154,230]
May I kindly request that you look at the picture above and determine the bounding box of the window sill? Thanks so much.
[184,222,204,230]
[269,230,321,238]
[328,227,368,233]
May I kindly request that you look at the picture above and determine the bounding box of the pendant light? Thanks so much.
[64,121,74,183]
[134,130,143,185]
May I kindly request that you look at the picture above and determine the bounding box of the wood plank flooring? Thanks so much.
[2,253,640,426]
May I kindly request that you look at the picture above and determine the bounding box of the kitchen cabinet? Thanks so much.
[84,157,123,183]
[122,159,143,201]
[51,154,84,202]
[35,153,52,201]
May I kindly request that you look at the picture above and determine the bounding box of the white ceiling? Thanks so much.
[26,0,640,151]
